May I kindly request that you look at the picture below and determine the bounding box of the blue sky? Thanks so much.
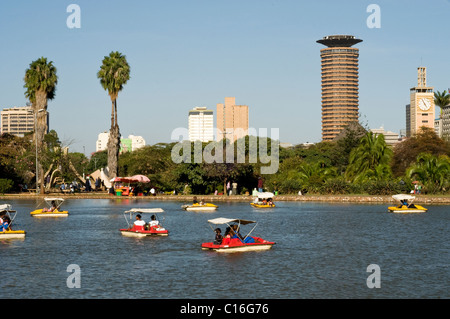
[1,0,449,155]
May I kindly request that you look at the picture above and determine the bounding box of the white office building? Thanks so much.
[1,106,49,137]
[188,107,214,142]
[129,135,146,150]
[96,131,146,152]
[96,132,109,152]
[370,126,400,146]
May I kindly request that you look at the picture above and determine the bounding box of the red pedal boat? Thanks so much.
[201,217,275,252]
[120,208,169,237]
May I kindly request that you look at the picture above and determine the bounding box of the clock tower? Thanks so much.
[406,67,435,137]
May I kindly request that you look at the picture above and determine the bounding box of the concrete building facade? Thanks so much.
[1,106,49,137]
[216,97,249,143]
[96,132,146,153]
[317,35,362,141]
[442,107,450,140]
[370,126,400,146]
[188,106,214,142]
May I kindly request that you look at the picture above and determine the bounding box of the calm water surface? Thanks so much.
[0,198,448,299]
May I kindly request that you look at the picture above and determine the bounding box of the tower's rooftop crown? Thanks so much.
[317,35,362,47]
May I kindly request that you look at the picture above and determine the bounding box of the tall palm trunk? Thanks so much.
[35,90,48,194]
[108,97,120,179]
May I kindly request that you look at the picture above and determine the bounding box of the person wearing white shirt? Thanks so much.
[134,214,146,227]
[148,215,160,228]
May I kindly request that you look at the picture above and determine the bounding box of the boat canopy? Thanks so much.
[255,192,275,199]
[125,208,165,214]
[123,208,165,228]
[43,197,65,209]
[45,197,64,201]
[0,204,13,212]
[207,217,256,225]
[44,197,65,203]
[392,194,415,201]
[0,204,18,225]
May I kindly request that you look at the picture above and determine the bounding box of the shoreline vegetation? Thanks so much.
[2,192,450,204]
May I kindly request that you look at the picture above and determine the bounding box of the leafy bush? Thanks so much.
[361,180,402,195]
[0,179,14,194]
[279,179,302,194]
[319,177,350,194]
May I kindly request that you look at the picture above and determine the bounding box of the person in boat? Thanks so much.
[43,200,57,212]
[193,196,198,204]
[230,224,255,244]
[230,224,244,241]
[268,198,274,206]
[214,228,223,245]
[148,215,160,229]
[222,227,232,245]
[0,215,11,232]
[133,214,146,228]
[199,198,205,205]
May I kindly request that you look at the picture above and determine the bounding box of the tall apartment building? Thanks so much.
[216,97,249,143]
[406,67,435,137]
[317,35,362,141]
[1,106,49,137]
[188,107,214,142]
[442,107,450,140]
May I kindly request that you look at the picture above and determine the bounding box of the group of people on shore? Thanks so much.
[59,177,103,194]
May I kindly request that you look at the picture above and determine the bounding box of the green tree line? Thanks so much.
[3,125,450,196]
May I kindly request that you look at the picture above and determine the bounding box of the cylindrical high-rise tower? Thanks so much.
[317,35,362,141]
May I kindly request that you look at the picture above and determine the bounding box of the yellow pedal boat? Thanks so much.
[250,203,276,208]
[0,230,26,239]
[181,203,218,212]
[388,194,428,213]
[0,204,26,239]
[30,198,69,217]
[251,192,276,208]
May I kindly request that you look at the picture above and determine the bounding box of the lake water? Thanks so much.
[0,198,448,299]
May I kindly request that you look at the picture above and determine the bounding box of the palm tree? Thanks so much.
[434,90,450,117]
[97,51,131,179]
[24,57,58,193]
[286,160,337,192]
[345,131,393,182]
[407,153,450,191]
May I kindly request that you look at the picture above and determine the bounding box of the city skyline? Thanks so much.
[1,1,449,155]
